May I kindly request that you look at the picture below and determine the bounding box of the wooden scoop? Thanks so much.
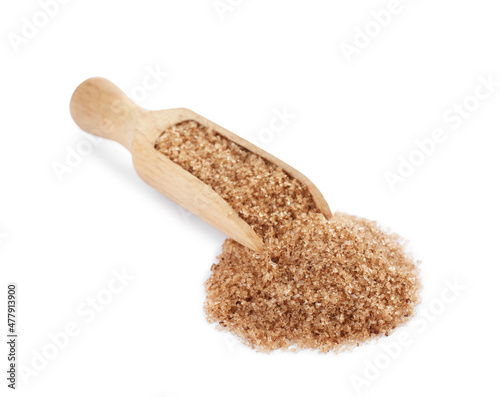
[70,77,332,252]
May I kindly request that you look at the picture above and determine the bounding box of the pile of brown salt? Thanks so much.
[156,120,421,353]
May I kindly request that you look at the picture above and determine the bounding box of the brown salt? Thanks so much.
[155,120,421,353]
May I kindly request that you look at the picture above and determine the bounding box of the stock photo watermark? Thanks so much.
[52,64,168,183]
[248,106,296,147]
[8,0,71,53]
[349,278,466,395]
[0,232,8,245]
[177,105,296,225]
[384,74,499,191]
[52,134,102,183]
[18,268,134,386]
[127,65,169,104]
[221,331,241,354]
[6,284,18,389]
[340,0,417,64]
[212,0,244,21]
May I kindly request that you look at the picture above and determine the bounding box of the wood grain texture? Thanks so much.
[70,77,332,252]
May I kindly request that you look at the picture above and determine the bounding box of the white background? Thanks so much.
[1,1,499,396]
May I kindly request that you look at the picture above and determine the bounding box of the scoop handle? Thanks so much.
[70,77,143,151]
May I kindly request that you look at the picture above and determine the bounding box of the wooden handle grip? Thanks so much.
[70,77,142,151]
